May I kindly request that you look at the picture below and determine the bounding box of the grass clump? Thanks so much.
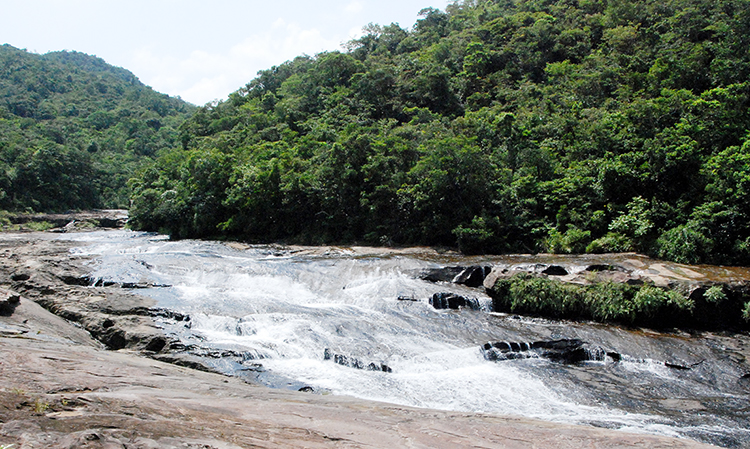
[32,398,50,414]
[24,221,55,232]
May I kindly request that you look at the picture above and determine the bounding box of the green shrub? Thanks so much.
[545,226,591,254]
[655,225,714,264]
[25,221,55,232]
[507,274,584,317]
[632,285,693,318]
[586,282,638,323]
[586,232,634,253]
[703,285,727,303]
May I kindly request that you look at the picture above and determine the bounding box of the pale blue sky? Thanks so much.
[2,0,452,105]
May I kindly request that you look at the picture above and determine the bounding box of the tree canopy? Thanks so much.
[0,44,195,211]
[124,0,749,265]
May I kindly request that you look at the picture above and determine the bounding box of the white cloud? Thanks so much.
[348,26,366,41]
[130,21,343,105]
[181,77,230,106]
[345,1,364,13]
[4,0,453,105]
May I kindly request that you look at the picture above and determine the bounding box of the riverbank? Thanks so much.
[0,209,128,232]
[0,230,726,448]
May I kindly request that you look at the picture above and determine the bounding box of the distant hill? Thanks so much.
[0,44,195,211]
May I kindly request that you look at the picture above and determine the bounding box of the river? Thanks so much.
[59,230,750,448]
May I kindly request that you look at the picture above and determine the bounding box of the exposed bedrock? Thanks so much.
[2,242,181,353]
[6,209,128,230]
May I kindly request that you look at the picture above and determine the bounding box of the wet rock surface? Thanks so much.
[2,305,717,449]
[1,240,174,353]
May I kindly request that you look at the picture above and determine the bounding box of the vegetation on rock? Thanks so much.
[488,274,750,329]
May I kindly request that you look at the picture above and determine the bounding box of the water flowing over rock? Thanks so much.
[324,348,392,373]
[482,339,615,364]
[420,266,464,283]
[430,292,481,310]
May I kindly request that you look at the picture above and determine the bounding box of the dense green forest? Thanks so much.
[129,0,750,265]
[0,44,194,211]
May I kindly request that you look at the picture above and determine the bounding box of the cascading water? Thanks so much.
[61,230,750,448]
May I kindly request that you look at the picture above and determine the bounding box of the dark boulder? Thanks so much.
[585,264,629,273]
[542,265,568,276]
[430,292,480,310]
[59,273,93,286]
[420,266,491,287]
[0,289,21,316]
[10,272,30,281]
[482,341,534,361]
[453,266,492,287]
[665,360,704,370]
[420,267,464,283]
[98,216,127,228]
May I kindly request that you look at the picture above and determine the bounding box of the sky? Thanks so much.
[1,0,452,105]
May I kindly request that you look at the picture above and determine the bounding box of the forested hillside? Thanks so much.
[0,45,194,211]
[128,0,750,265]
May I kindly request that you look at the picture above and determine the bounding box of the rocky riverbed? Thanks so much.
[0,215,742,448]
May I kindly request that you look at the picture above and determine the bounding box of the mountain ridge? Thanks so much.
[0,44,195,211]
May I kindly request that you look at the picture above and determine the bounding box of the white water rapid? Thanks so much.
[60,231,750,448]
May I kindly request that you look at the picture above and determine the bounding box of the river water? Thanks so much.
[60,231,750,448]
